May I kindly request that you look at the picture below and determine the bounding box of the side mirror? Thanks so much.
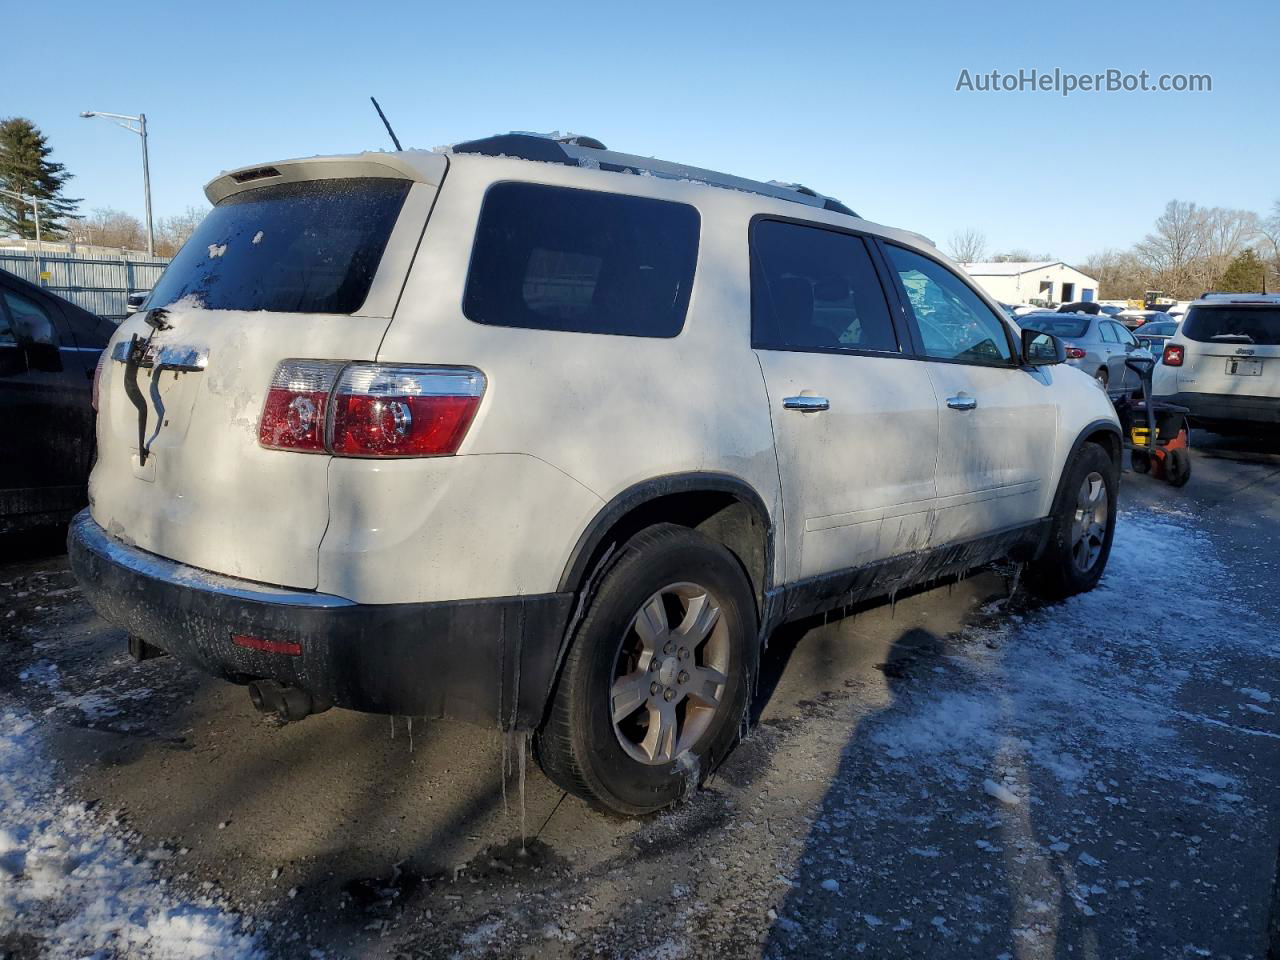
[1022,328,1065,366]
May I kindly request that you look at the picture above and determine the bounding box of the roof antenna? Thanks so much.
[370,96,403,151]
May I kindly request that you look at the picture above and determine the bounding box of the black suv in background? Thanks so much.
[0,269,114,533]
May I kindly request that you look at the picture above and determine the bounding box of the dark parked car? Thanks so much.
[1134,319,1180,352]
[0,269,113,532]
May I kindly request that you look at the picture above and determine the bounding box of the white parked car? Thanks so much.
[1153,293,1280,431]
[70,134,1122,815]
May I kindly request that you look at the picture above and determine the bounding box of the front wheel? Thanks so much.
[534,524,757,815]
[1027,443,1118,600]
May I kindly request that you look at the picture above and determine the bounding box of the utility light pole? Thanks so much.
[0,187,41,250]
[80,109,154,256]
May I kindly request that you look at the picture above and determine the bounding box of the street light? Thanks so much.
[80,109,154,256]
[0,187,41,251]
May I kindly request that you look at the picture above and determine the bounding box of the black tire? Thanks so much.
[1164,447,1192,487]
[1130,449,1151,474]
[1027,442,1118,601]
[534,524,757,816]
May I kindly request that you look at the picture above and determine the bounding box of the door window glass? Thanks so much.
[1099,322,1118,344]
[751,220,898,353]
[884,245,1013,364]
[1113,323,1138,346]
[2,291,56,345]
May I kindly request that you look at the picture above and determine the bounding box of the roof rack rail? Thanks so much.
[449,132,858,217]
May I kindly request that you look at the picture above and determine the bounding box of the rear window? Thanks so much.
[463,182,699,338]
[1019,315,1089,338]
[1183,305,1280,346]
[147,178,410,314]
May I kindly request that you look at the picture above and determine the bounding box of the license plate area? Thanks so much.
[1226,358,1263,376]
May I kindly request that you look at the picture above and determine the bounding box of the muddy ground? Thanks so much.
[3,429,1280,959]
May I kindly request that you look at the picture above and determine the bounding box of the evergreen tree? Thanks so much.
[0,117,81,240]
[1217,249,1265,293]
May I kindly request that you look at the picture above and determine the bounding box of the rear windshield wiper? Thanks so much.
[1209,333,1255,343]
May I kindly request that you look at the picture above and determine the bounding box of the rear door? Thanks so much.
[1175,303,1280,399]
[92,166,441,588]
[879,242,1057,546]
[1106,320,1145,391]
[751,219,939,581]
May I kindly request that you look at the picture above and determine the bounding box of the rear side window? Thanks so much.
[464,183,700,338]
[147,178,411,314]
[2,290,56,345]
[751,220,898,353]
[884,244,1014,365]
[1182,305,1280,346]
[1019,315,1089,338]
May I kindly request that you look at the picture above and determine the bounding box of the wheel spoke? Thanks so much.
[1087,522,1105,545]
[641,701,679,763]
[610,671,651,722]
[686,665,727,708]
[675,591,720,646]
[633,594,669,651]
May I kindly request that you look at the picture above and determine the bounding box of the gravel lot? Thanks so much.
[2,430,1279,960]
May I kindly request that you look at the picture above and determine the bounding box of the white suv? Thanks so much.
[1153,293,1280,431]
[70,134,1121,815]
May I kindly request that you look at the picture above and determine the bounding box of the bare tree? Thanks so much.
[1195,207,1260,292]
[1078,248,1150,301]
[1256,200,1280,292]
[990,249,1054,263]
[1134,200,1208,298]
[64,208,146,251]
[156,205,207,257]
[946,227,987,263]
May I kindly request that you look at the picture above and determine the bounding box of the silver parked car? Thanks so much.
[1019,312,1153,395]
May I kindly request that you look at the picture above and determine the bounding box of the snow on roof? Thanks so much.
[961,261,1064,276]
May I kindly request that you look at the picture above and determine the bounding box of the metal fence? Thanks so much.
[0,250,170,320]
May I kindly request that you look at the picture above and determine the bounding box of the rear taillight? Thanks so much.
[1065,346,1087,360]
[1163,344,1184,367]
[91,348,108,412]
[331,364,485,457]
[258,360,345,452]
[258,361,485,458]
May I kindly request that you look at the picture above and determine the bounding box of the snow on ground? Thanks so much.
[0,708,261,959]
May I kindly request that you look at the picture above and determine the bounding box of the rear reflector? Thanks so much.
[330,364,485,457]
[1163,344,1185,366]
[232,633,302,656]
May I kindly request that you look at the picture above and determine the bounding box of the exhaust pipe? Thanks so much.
[246,679,328,722]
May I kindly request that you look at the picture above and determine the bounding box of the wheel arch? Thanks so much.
[1048,419,1122,519]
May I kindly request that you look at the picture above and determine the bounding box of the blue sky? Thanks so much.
[7,0,1277,263]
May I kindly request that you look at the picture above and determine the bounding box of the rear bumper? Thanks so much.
[67,510,574,729]
[1152,391,1280,425]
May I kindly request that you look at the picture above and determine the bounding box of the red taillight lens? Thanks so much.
[1065,346,1087,359]
[258,360,345,452]
[1162,344,1184,367]
[91,347,108,412]
[331,364,485,457]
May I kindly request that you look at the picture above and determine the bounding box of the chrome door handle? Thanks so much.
[946,395,977,411]
[783,395,830,412]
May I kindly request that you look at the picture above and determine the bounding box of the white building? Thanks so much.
[961,261,1099,307]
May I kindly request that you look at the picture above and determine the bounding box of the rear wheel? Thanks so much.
[1164,447,1191,487]
[534,524,756,816]
[1027,443,1118,600]
[1130,449,1151,474]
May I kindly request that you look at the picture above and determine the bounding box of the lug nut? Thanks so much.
[678,670,689,684]
[663,642,675,655]
[678,648,689,660]
[649,659,659,672]
[664,689,675,701]
[650,682,660,695]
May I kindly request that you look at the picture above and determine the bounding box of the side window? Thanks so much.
[1113,323,1138,346]
[0,297,15,347]
[883,244,1014,365]
[2,291,56,346]
[751,220,898,353]
[1099,322,1119,344]
[463,182,700,338]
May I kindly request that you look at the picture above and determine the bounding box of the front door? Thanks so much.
[750,219,940,582]
[880,243,1058,546]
